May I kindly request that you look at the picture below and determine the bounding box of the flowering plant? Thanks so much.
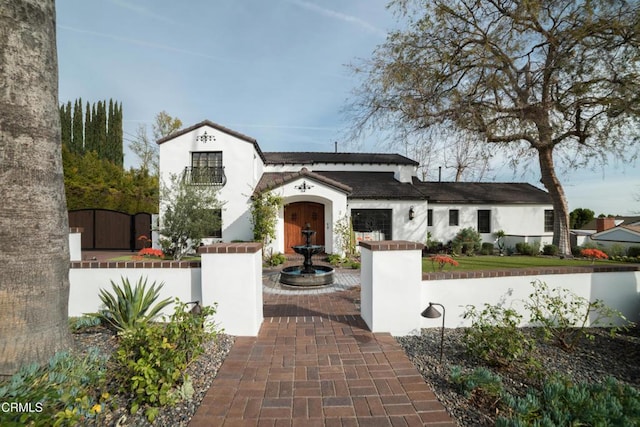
[137,247,164,259]
[429,254,459,271]
[580,248,608,263]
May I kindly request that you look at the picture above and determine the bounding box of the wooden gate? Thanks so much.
[284,202,325,254]
[68,209,152,250]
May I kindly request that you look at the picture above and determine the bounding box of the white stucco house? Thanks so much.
[576,217,640,251]
[158,120,554,254]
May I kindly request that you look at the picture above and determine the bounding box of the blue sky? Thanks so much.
[56,0,638,216]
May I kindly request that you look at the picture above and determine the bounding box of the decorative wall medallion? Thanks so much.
[294,181,314,192]
[196,131,216,142]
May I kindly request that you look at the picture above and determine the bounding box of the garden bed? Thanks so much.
[398,326,640,426]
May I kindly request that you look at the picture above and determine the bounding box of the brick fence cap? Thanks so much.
[198,242,263,254]
[359,240,424,251]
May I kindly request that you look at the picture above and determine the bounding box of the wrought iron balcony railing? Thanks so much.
[183,166,227,187]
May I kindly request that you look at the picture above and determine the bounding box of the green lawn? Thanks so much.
[422,255,616,272]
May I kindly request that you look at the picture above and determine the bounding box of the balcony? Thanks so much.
[183,166,227,187]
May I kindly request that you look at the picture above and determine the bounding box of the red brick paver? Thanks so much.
[189,285,456,426]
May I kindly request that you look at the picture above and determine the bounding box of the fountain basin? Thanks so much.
[280,265,334,287]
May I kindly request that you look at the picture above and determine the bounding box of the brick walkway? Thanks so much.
[189,273,456,426]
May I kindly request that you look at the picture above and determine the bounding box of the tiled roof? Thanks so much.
[156,120,266,162]
[254,168,353,196]
[317,171,427,200]
[263,152,419,166]
[412,179,552,204]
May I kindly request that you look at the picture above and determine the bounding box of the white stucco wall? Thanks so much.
[158,124,265,243]
[423,271,640,329]
[200,248,263,336]
[266,177,348,254]
[69,268,202,318]
[427,204,553,247]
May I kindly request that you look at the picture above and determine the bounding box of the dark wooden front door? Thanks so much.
[284,202,325,254]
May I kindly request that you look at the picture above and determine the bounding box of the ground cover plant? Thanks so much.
[399,281,639,426]
[0,276,227,426]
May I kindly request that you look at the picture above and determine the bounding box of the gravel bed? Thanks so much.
[72,327,234,427]
[397,326,640,426]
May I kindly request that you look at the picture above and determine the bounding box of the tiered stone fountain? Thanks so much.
[279,224,334,286]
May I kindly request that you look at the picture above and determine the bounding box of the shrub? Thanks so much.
[604,243,626,258]
[112,300,217,422]
[515,242,533,255]
[452,227,482,255]
[462,304,537,368]
[542,244,558,256]
[497,376,640,426]
[494,230,506,255]
[93,276,173,333]
[628,246,640,257]
[525,280,632,351]
[580,248,608,262]
[450,366,505,413]
[480,242,494,255]
[326,253,345,266]
[429,255,459,271]
[0,349,111,426]
[264,249,286,266]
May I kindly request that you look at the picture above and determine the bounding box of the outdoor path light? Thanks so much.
[421,302,445,364]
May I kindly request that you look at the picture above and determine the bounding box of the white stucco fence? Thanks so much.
[69,267,202,318]
[359,241,640,336]
[69,240,639,339]
[69,243,264,336]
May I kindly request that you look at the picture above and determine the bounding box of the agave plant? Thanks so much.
[94,276,173,332]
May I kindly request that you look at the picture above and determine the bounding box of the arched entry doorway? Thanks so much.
[284,202,325,254]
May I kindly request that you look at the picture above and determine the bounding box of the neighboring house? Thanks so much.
[158,120,554,254]
[580,217,640,251]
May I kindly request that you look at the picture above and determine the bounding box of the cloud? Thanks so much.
[57,25,241,64]
[286,0,386,37]
[110,0,175,24]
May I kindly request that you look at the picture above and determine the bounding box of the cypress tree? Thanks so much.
[71,98,83,153]
[95,101,107,160]
[106,98,114,162]
[113,101,123,167]
[84,101,94,153]
[59,102,72,148]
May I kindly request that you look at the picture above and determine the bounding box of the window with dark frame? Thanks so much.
[544,210,554,233]
[191,151,224,184]
[427,209,433,226]
[449,209,459,226]
[205,209,222,238]
[478,209,491,233]
[351,209,392,241]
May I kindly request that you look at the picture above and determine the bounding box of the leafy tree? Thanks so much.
[63,146,158,214]
[349,0,640,255]
[0,0,72,375]
[250,191,283,248]
[130,111,182,174]
[570,208,595,229]
[158,174,223,260]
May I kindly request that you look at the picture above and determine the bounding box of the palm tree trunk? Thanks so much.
[538,146,572,256]
[0,0,72,375]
